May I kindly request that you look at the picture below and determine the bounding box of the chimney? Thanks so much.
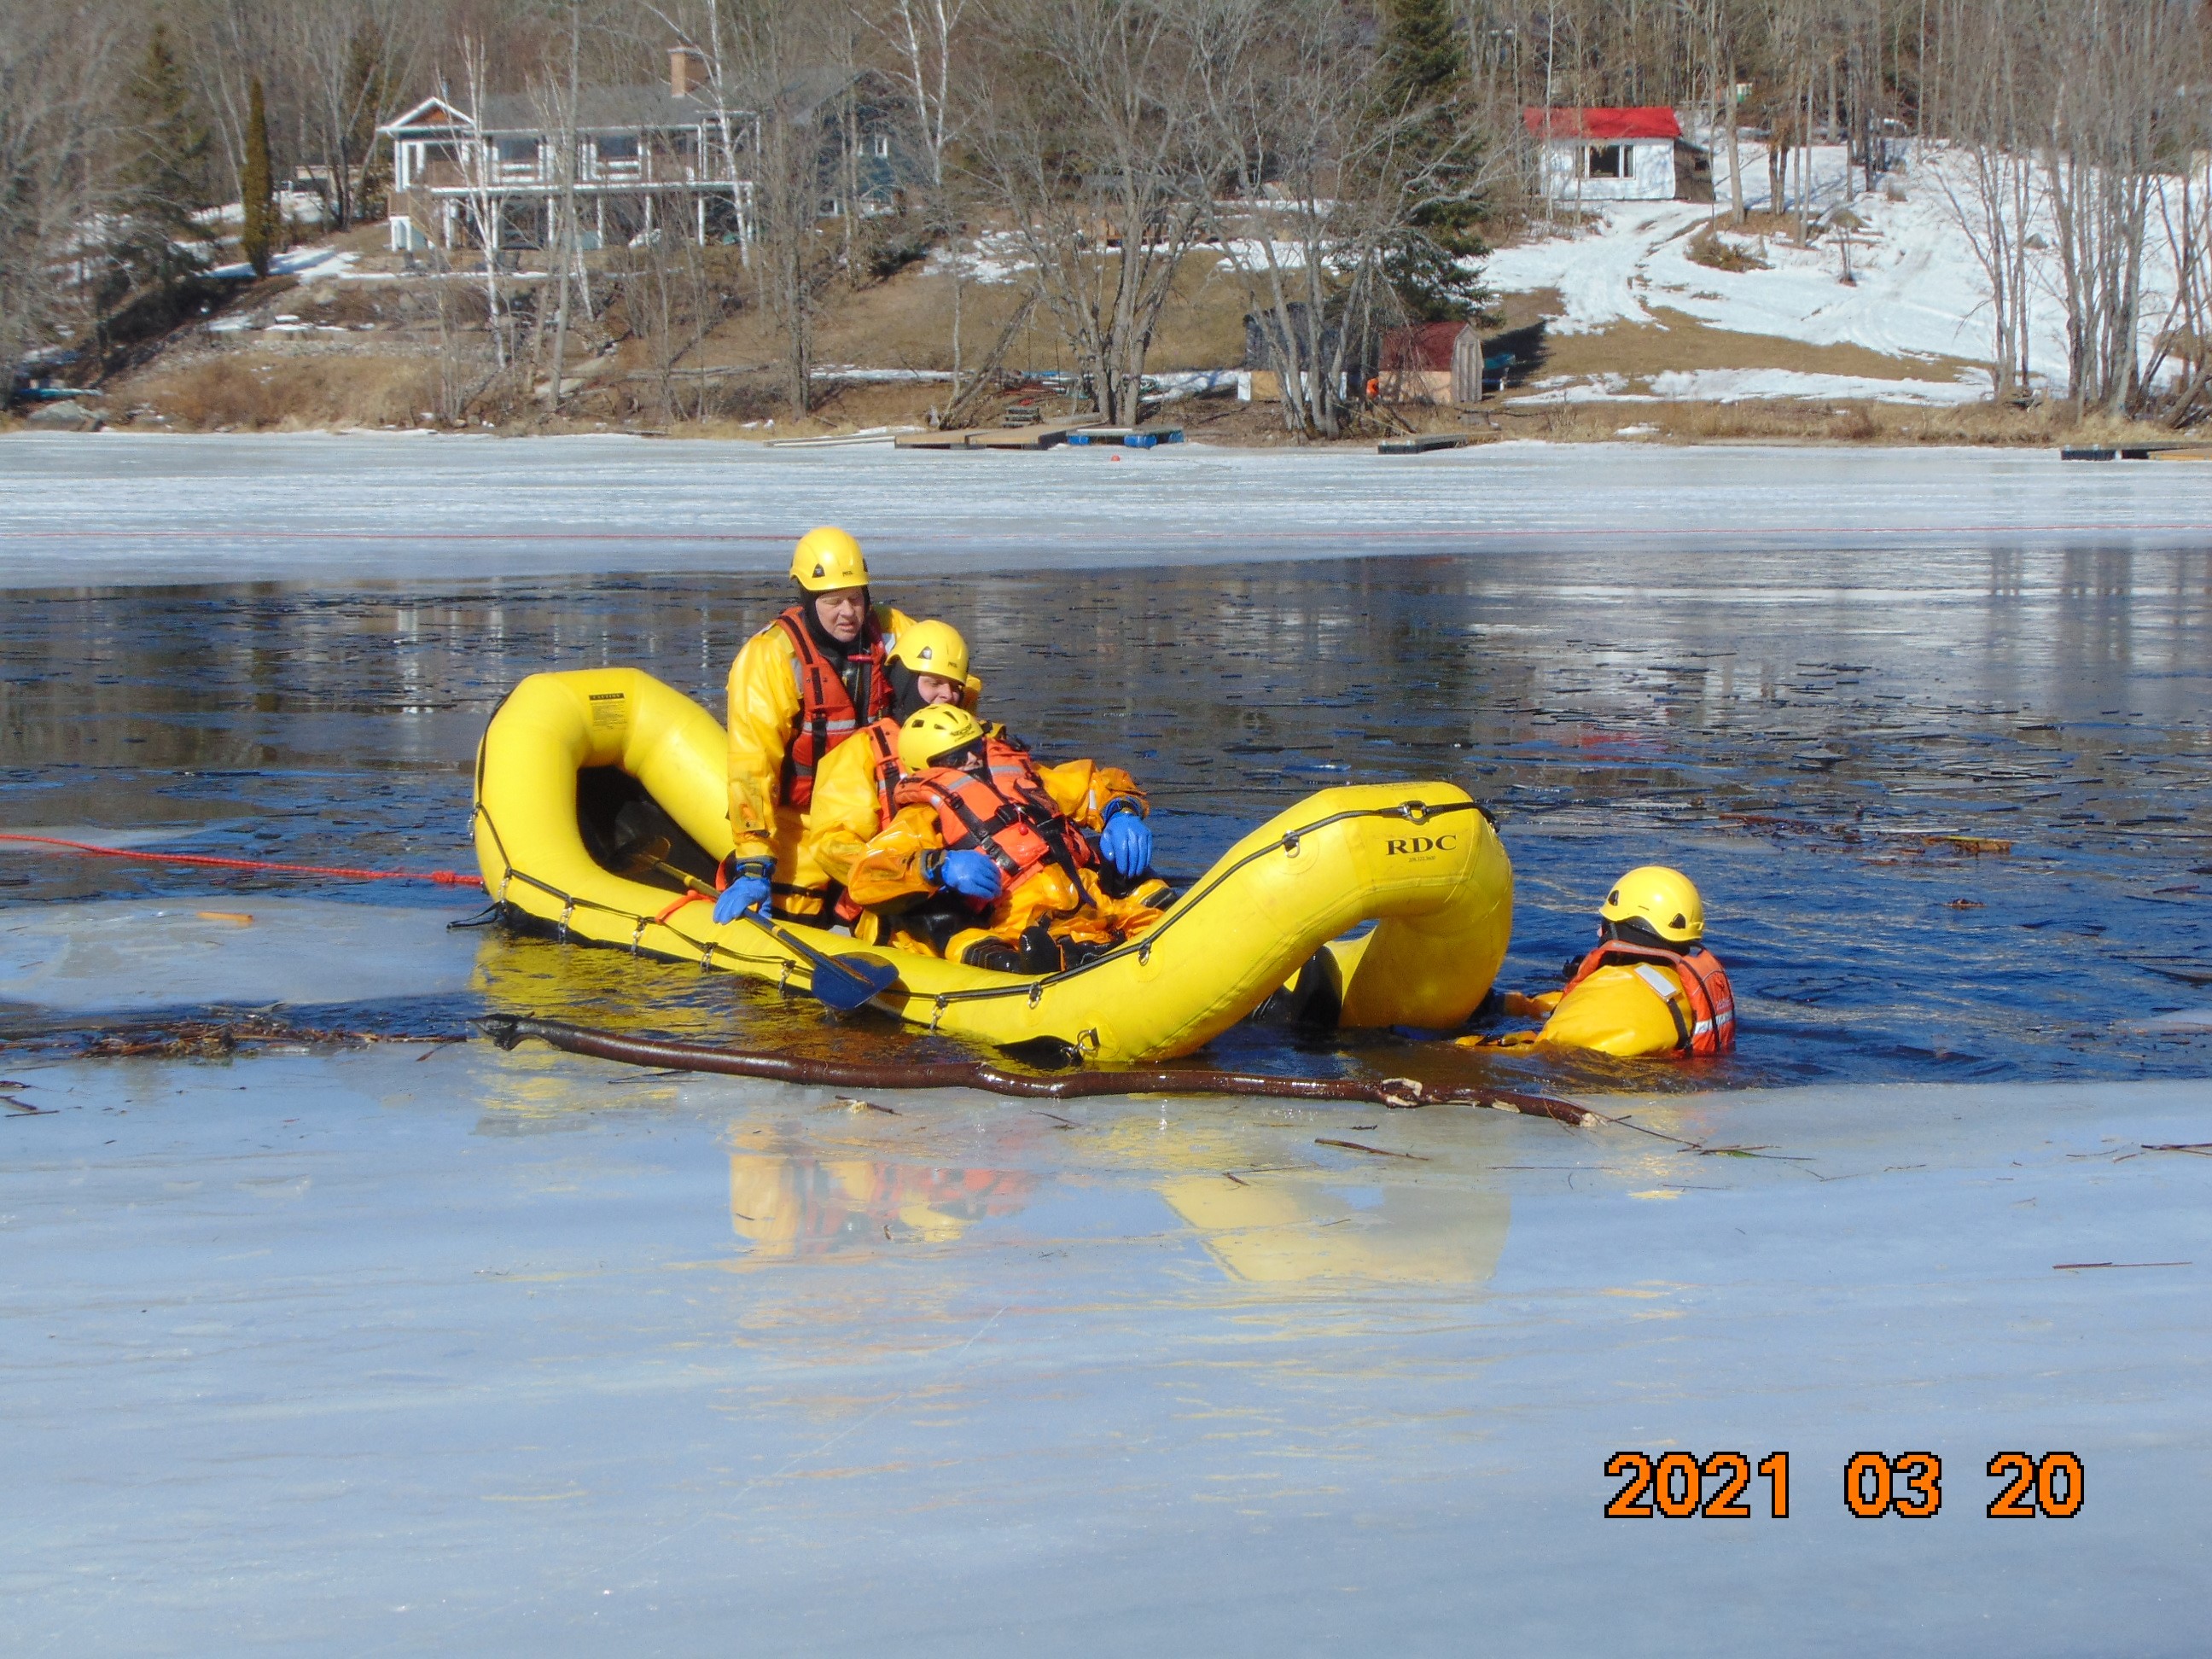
[671,45,707,98]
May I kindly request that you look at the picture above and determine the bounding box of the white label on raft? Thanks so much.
[1633,963,1679,1001]
[588,691,626,730]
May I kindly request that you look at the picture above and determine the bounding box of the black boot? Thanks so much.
[960,937,1024,973]
[1015,923,1063,975]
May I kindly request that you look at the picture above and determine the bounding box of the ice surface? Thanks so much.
[8,433,2212,592]
[0,898,476,1018]
[4,432,2206,1649]
[4,1047,2208,1652]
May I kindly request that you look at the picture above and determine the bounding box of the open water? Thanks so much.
[5,545,2209,1089]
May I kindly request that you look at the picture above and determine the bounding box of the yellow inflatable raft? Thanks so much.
[473,669,1512,1062]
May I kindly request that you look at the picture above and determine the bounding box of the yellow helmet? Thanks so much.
[888,619,969,684]
[1599,865,1704,945]
[897,704,984,772]
[789,526,868,591]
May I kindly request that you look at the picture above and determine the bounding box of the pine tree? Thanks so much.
[1379,0,1485,322]
[240,76,276,278]
[1383,0,1465,108]
[120,24,213,283]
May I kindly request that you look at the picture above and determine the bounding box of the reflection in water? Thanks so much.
[4,550,2208,1084]
[1159,1176,1510,1286]
[730,1150,1033,1257]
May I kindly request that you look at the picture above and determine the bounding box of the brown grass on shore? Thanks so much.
[119,352,446,431]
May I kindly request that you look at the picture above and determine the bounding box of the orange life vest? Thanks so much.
[1563,940,1736,1056]
[773,605,894,812]
[831,719,908,924]
[894,738,1095,906]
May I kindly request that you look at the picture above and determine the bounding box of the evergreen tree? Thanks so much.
[119,25,213,284]
[1383,0,1465,107]
[240,77,276,278]
[1379,0,1485,322]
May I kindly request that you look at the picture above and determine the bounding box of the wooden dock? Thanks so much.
[1378,434,1470,455]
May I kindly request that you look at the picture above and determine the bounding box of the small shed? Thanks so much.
[1523,108,1712,203]
[1377,322,1484,405]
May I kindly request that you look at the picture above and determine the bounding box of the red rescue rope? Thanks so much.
[0,833,485,888]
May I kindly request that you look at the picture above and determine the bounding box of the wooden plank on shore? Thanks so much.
[965,426,1069,450]
[894,426,1070,451]
[1378,434,1470,455]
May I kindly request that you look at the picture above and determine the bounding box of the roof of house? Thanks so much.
[1380,321,1470,372]
[383,66,888,138]
[1522,107,1682,142]
[474,84,732,132]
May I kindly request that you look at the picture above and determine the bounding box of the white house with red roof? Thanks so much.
[1522,108,1712,204]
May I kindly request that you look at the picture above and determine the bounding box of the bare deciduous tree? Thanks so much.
[965,0,1214,425]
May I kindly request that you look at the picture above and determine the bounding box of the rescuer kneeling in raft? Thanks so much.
[716,527,921,926]
[843,704,1168,973]
[1463,865,1735,1058]
[791,619,978,933]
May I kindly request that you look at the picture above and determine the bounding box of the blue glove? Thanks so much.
[1097,806,1152,879]
[713,859,773,924]
[939,849,1004,901]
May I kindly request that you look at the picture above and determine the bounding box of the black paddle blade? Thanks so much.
[806,953,900,1012]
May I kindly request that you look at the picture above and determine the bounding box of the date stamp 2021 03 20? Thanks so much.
[1603,1451,2085,1521]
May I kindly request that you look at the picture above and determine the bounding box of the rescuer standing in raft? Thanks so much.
[1464,865,1736,1058]
[716,527,919,925]
[844,705,1168,973]
[789,618,976,930]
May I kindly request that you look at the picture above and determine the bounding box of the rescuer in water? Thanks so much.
[717,527,919,925]
[786,618,977,931]
[843,704,1168,972]
[1464,865,1736,1058]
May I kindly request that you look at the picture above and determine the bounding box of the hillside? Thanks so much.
[32,139,2186,448]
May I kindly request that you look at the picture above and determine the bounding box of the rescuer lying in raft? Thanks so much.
[842,704,1170,974]
[1462,865,1735,1058]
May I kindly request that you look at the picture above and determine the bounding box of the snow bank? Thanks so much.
[1485,141,2160,396]
[1514,367,1987,405]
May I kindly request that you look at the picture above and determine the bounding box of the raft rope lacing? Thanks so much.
[0,833,486,888]
[470,795,1487,1009]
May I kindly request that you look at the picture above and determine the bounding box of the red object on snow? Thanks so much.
[1522,107,1682,141]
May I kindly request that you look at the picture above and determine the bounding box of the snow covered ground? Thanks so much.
[9,433,2212,591]
[1485,141,2138,403]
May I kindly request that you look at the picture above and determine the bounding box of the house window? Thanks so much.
[1586,143,1627,179]
[870,133,889,159]
[597,135,638,161]
[496,137,538,164]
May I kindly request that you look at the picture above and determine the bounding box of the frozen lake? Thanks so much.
[4,434,2209,1651]
[8,1049,2208,1652]
[7,430,2212,586]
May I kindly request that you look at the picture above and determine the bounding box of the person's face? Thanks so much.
[914,672,960,707]
[813,586,867,643]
